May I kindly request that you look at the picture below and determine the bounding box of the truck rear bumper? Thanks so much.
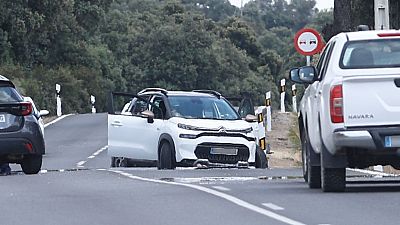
[334,131,376,149]
[333,126,400,151]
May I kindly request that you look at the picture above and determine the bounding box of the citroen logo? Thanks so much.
[218,126,227,133]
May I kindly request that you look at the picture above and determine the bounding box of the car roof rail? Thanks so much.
[192,90,221,99]
[138,88,168,95]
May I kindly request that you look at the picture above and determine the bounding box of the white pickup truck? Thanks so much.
[290,30,400,192]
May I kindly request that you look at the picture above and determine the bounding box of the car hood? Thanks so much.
[169,117,253,131]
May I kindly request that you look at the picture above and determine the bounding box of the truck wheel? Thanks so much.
[255,146,268,169]
[158,142,176,170]
[21,154,42,175]
[302,129,321,188]
[321,167,346,192]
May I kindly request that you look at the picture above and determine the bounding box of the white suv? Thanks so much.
[108,88,267,169]
[290,30,400,192]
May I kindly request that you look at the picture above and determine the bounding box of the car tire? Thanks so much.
[255,146,268,169]
[158,142,176,170]
[321,167,346,192]
[114,157,128,167]
[302,129,321,188]
[21,154,42,175]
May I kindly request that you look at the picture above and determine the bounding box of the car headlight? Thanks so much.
[178,123,198,130]
[179,134,197,139]
[242,127,253,133]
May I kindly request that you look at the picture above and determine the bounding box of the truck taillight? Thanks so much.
[330,85,343,123]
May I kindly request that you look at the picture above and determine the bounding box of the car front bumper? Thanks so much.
[174,135,257,164]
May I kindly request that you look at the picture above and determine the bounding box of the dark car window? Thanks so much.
[0,86,22,103]
[169,96,240,120]
[340,39,400,69]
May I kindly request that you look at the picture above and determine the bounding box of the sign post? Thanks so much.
[55,84,62,117]
[90,95,96,113]
[292,84,297,113]
[265,91,272,132]
[280,79,286,113]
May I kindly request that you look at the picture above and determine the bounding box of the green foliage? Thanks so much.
[0,0,331,114]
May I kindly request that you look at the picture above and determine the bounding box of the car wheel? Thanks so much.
[321,167,346,192]
[302,129,321,188]
[111,157,116,167]
[21,154,42,175]
[114,157,128,167]
[158,142,176,170]
[255,146,268,169]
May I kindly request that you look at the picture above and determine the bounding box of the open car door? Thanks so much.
[107,92,161,161]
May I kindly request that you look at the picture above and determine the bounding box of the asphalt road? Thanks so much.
[2,114,400,225]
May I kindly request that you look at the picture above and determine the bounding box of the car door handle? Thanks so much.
[111,121,123,127]
[395,78,400,88]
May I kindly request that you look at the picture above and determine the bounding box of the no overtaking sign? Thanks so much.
[294,28,324,56]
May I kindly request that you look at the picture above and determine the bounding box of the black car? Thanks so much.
[0,75,46,174]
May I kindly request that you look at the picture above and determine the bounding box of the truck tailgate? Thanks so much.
[343,75,400,127]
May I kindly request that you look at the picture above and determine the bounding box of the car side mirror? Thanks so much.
[244,114,258,123]
[289,66,318,84]
[39,110,49,117]
[141,110,155,123]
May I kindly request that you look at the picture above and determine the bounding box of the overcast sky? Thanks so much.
[229,0,334,10]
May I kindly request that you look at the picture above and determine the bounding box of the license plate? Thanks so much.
[210,147,238,155]
[385,135,400,147]
[0,115,5,123]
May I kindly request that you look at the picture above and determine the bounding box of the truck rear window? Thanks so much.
[340,39,400,69]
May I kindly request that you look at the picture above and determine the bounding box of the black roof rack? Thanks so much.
[192,90,221,99]
[138,88,168,95]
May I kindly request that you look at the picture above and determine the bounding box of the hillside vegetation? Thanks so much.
[0,0,332,114]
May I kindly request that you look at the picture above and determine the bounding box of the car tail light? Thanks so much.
[330,85,343,123]
[20,102,32,116]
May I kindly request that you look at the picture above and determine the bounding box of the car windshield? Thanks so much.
[168,96,240,120]
[340,39,400,69]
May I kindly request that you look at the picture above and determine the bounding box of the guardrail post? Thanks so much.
[56,84,62,117]
[292,84,297,113]
[280,79,286,113]
[90,95,96,113]
[265,91,272,132]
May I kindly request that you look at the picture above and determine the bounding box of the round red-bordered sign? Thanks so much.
[294,28,324,56]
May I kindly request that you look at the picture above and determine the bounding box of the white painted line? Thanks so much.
[88,156,95,159]
[110,170,306,225]
[262,203,285,211]
[44,114,73,128]
[212,186,231,192]
[77,161,86,167]
[347,168,396,177]
[40,170,48,174]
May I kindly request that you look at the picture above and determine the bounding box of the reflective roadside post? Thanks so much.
[90,95,96,113]
[265,91,272,132]
[292,84,297,113]
[56,84,62,117]
[280,79,286,113]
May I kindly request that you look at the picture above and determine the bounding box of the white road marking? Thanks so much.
[76,145,108,168]
[110,170,306,225]
[262,203,285,211]
[44,114,73,128]
[347,168,396,177]
[212,186,231,191]
[77,161,86,167]
[173,177,258,184]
